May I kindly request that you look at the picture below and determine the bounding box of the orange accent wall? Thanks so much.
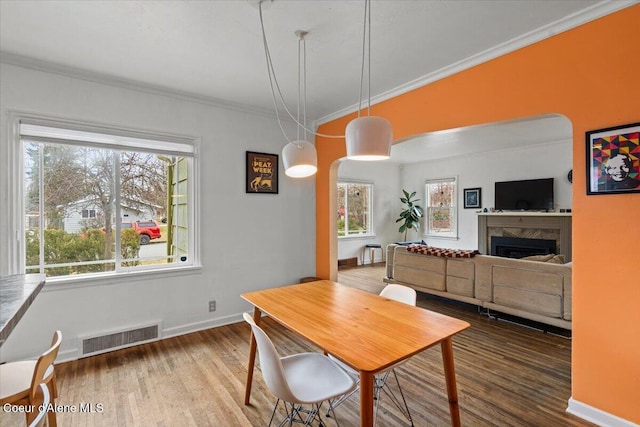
[316,5,640,423]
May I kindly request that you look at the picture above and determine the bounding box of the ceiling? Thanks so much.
[387,114,572,164]
[0,0,631,126]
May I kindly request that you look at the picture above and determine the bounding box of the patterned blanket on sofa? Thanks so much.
[406,244,480,258]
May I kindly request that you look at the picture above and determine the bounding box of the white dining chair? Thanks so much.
[328,284,416,426]
[243,312,357,426]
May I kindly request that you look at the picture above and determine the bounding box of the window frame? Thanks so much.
[337,180,374,239]
[7,112,201,284]
[424,177,459,239]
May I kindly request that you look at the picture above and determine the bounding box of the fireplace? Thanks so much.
[478,213,572,262]
[491,236,557,259]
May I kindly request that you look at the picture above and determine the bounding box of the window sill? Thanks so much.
[40,264,203,292]
[338,234,376,241]
[424,234,459,241]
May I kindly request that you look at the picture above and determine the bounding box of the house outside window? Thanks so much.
[19,120,196,279]
[337,181,373,237]
[425,177,458,238]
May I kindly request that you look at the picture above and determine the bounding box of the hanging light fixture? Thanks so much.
[282,30,317,178]
[259,3,317,178]
[346,0,393,161]
[258,0,390,169]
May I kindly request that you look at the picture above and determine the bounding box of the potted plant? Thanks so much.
[396,189,424,241]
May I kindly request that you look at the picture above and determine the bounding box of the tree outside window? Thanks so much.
[337,182,372,237]
[425,178,458,238]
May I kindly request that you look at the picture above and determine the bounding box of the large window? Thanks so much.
[20,121,195,279]
[337,181,372,237]
[425,177,458,238]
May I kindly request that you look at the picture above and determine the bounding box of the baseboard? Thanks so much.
[567,397,639,427]
[53,313,244,364]
[162,313,243,339]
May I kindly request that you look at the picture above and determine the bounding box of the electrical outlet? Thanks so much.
[209,300,216,312]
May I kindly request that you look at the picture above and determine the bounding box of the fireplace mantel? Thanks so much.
[477,212,572,261]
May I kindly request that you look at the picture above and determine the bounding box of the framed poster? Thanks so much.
[586,122,640,195]
[463,187,481,209]
[246,151,278,194]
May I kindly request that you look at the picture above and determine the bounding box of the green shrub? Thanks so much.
[25,227,141,275]
[121,228,140,266]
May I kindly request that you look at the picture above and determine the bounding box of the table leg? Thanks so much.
[244,306,261,405]
[441,337,461,427]
[359,371,374,427]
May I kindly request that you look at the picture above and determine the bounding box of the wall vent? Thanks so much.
[79,322,161,358]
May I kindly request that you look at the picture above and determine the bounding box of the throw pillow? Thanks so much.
[521,254,566,264]
[547,254,565,264]
[521,254,554,262]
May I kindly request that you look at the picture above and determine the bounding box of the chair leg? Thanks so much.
[268,398,280,427]
[325,400,343,427]
[325,385,359,416]
[46,378,58,427]
[376,369,414,426]
[273,401,334,427]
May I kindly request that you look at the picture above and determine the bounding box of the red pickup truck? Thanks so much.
[122,221,161,245]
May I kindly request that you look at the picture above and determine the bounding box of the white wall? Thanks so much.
[401,141,573,250]
[0,63,316,361]
[337,160,400,263]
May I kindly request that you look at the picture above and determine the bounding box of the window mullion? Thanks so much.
[114,152,122,270]
[38,143,44,273]
[344,184,350,235]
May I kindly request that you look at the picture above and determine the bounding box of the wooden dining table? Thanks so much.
[241,280,470,427]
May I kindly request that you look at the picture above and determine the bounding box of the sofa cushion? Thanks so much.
[493,285,562,317]
[392,250,446,291]
[446,259,475,297]
[491,265,563,295]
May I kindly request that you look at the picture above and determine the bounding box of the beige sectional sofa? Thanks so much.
[385,244,572,329]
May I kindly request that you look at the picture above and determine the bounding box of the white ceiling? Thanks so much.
[1,1,634,163]
[1,0,632,125]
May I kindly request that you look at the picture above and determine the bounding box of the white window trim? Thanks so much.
[6,110,202,281]
[337,180,375,239]
[424,176,459,240]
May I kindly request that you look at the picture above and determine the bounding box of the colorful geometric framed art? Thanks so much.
[586,122,640,195]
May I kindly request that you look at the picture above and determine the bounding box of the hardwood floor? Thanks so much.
[1,265,593,426]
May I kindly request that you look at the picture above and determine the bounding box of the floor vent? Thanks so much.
[80,323,160,358]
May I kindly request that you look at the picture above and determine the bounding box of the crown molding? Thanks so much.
[315,0,638,127]
[0,51,283,120]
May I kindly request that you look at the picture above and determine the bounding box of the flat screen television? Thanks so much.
[494,178,554,211]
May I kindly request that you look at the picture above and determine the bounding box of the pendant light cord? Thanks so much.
[297,36,301,142]
[357,0,370,118]
[259,1,293,143]
[367,0,371,116]
[259,1,344,139]
[303,36,308,141]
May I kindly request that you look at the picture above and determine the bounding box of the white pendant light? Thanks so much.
[346,0,392,161]
[282,31,317,177]
[283,140,317,178]
[346,116,392,160]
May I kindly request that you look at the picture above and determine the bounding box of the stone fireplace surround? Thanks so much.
[477,212,572,262]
